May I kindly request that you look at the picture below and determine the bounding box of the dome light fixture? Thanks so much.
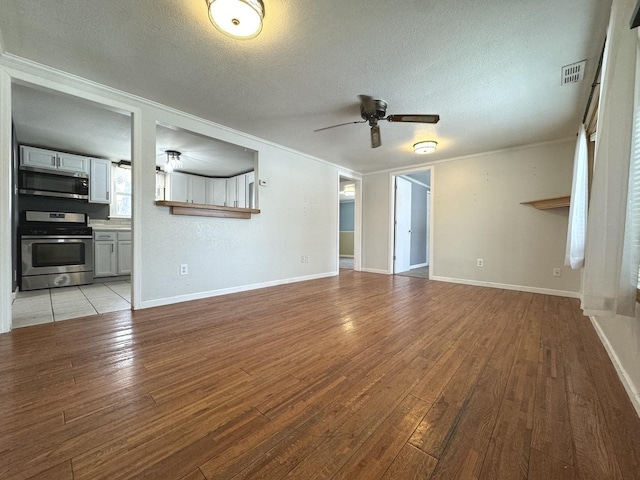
[165,150,183,173]
[413,140,438,154]
[206,0,265,39]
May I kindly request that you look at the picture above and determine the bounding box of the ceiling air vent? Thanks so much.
[561,60,586,85]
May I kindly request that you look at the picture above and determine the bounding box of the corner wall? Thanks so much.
[362,139,582,295]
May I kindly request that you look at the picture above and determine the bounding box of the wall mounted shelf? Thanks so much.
[520,195,571,210]
[155,200,260,219]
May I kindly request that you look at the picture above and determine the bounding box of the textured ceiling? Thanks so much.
[0,0,611,174]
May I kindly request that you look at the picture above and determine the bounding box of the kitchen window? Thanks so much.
[110,164,131,218]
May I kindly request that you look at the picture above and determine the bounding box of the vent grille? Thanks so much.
[561,60,586,85]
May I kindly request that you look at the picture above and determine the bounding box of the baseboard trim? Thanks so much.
[430,275,580,298]
[589,316,640,417]
[410,263,428,269]
[138,271,338,309]
[360,268,390,275]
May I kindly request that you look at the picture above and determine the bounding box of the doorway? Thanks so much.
[392,168,432,278]
[338,174,361,271]
[10,82,134,328]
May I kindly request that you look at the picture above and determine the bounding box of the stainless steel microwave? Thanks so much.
[19,166,89,200]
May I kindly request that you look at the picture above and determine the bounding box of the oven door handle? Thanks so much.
[21,235,94,240]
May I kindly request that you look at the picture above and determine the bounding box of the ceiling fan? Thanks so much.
[314,95,440,148]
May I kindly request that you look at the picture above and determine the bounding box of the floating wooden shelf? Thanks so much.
[520,195,571,210]
[155,201,260,219]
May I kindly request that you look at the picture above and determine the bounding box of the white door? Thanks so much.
[394,177,412,273]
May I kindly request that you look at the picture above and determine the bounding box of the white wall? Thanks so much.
[140,108,339,306]
[0,55,342,331]
[362,139,582,295]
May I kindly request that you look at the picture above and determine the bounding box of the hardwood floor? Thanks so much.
[1,271,639,479]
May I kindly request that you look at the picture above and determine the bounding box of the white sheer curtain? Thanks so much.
[581,0,638,317]
[565,124,588,269]
[617,40,640,316]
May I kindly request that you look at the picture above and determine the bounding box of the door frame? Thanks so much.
[388,165,434,277]
[337,170,362,272]
[0,64,142,333]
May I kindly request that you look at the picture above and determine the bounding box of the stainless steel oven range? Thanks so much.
[19,211,94,291]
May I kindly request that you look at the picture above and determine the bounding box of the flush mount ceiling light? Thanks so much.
[413,141,438,155]
[206,0,265,39]
[165,150,183,173]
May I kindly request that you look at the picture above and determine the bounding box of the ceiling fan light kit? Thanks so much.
[165,150,183,172]
[315,95,440,149]
[414,141,438,154]
[206,0,265,39]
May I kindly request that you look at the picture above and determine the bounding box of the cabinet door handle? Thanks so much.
[111,245,114,253]
[106,191,109,200]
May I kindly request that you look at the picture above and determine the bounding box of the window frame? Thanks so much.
[109,163,132,219]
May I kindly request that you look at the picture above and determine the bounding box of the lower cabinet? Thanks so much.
[94,231,132,277]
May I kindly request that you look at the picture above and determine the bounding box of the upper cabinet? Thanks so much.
[167,172,207,204]
[57,152,91,174]
[226,172,254,208]
[20,146,89,174]
[206,178,227,206]
[89,158,111,204]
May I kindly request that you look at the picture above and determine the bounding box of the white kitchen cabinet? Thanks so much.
[117,232,132,275]
[20,146,90,173]
[57,152,90,174]
[94,231,132,277]
[169,172,189,203]
[155,171,166,200]
[190,175,207,204]
[226,172,254,208]
[245,171,255,209]
[236,174,247,208]
[94,233,117,277]
[20,146,57,169]
[206,178,227,206]
[226,176,237,207]
[89,158,111,204]
[168,172,208,203]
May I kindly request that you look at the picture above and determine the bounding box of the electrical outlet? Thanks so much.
[304,255,309,263]
[553,267,561,277]
[477,258,484,267]
[301,256,305,263]
[180,264,188,275]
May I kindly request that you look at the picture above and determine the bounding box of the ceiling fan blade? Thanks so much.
[371,125,381,148]
[314,120,366,132]
[386,114,440,124]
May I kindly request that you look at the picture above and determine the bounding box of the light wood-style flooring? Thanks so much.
[1,271,639,479]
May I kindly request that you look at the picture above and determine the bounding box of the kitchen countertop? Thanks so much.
[90,222,131,231]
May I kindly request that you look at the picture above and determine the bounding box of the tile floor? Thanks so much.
[11,280,131,329]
